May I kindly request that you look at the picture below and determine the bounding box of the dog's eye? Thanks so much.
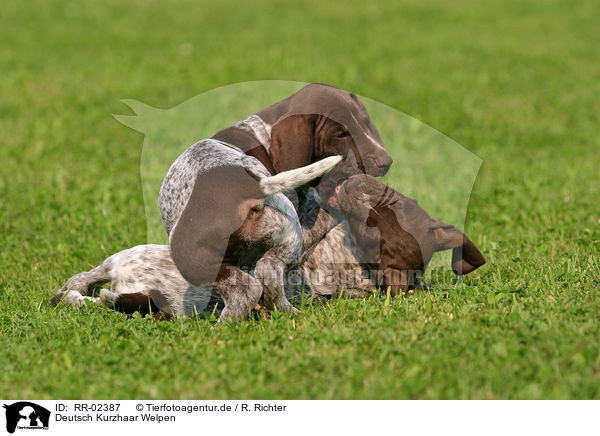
[335,130,350,138]
[349,194,368,204]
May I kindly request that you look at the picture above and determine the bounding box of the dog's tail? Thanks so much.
[259,156,342,196]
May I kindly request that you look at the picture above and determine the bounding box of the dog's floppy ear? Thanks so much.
[169,165,264,286]
[432,221,486,275]
[269,114,315,173]
[212,126,277,175]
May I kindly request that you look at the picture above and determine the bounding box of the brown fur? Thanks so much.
[215,84,392,182]
[330,175,486,296]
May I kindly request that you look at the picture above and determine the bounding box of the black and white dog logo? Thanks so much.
[2,402,50,434]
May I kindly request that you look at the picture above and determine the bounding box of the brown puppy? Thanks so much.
[328,174,485,296]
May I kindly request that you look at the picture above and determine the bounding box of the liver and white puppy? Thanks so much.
[51,158,341,321]
[301,175,486,297]
[51,245,209,320]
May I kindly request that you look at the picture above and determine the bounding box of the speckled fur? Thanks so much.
[54,85,394,320]
[51,245,220,317]
[159,136,341,321]
[50,194,364,315]
[159,139,271,235]
[290,187,377,299]
[51,192,303,319]
[300,223,375,297]
[52,137,334,321]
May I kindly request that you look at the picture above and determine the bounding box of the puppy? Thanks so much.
[50,245,214,319]
[301,175,486,297]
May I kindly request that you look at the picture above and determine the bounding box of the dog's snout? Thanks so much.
[376,155,393,174]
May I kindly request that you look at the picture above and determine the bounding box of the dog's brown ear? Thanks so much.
[433,222,486,275]
[270,114,315,173]
[212,127,277,175]
[169,166,264,286]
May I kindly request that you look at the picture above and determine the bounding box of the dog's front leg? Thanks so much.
[299,207,340,266]
[214,264,263,323]
[254,248,298,314]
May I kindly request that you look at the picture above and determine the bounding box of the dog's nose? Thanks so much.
[376,155,393,174]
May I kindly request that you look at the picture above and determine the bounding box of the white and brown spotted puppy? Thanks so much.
[51,157,341,321]
[51,245,213,319]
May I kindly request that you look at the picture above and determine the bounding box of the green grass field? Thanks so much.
[1,0,599,399]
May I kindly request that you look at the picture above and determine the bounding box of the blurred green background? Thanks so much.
[1,0,599,399]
